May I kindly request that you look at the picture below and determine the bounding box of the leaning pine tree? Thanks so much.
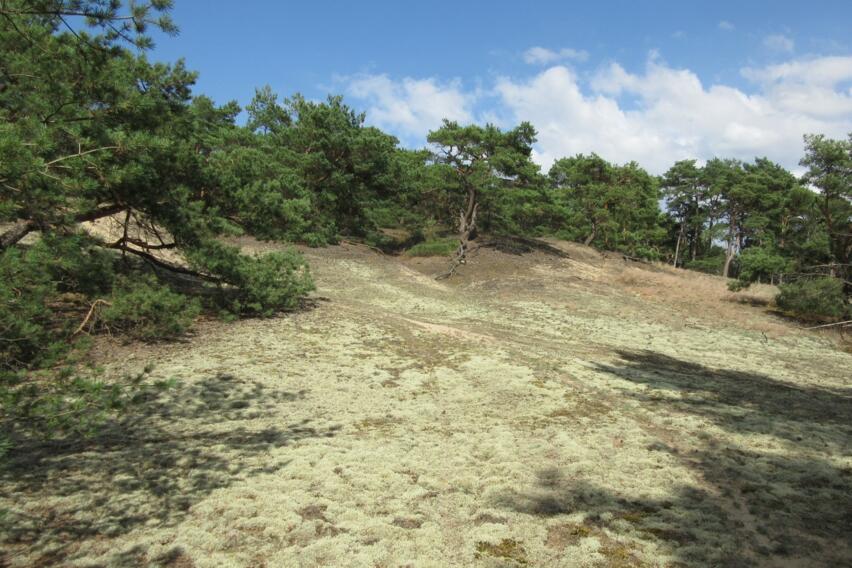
[427,120,539,278]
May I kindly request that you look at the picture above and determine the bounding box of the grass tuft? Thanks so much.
[404,238,458,257]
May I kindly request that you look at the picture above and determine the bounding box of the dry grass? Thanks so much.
[2,237,850,567]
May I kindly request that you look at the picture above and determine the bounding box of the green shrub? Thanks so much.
[185,241,314,316]
[684,254,726,275]
[405,237,458,257]
[776,277,847,320]
[0,247,61,371]
[730,247,789,290]
[0,233,110,371]
[41,233,115,296]
[629,245,663,261]
[101,276,201,340]
[231,250,314,315]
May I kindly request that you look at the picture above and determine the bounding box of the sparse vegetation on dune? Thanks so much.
[2,239,850,567]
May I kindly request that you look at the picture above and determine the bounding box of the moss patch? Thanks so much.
[475,538,528,565]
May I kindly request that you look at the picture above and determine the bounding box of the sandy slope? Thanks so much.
[2,239,850,567]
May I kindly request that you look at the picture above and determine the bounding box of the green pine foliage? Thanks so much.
[0,244,67,373]
[0,233,120,372]
[101,277,201,340]
[0,0,315,447]
[548,155,664,258]
[776,278,848,321]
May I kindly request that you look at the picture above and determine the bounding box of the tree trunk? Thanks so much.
[722,213,738,278]
[455,186,478,262]
[723,228,736,278]
[690,226,698,261]
[722,248,734,278]
[438,186,478,280]
[673,226,684,267]
[583,221,597,246]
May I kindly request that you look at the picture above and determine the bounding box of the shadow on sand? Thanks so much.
[496,350,852,566]
[1,373,340,566]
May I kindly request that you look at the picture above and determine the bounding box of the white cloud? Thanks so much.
[523,46,589,65]
[345,74,475,142]
[764,34,795,53]
[741,56,852,118]
[499,55,851,173]
[344,54,852,175]
[742,55,852,86]
[718,20,735,31]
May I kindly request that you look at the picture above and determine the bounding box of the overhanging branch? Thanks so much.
[104,241,222,283]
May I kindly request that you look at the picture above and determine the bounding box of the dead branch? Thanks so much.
[804,320,852,330]
[436,256,463,280]
[109,235,176,251]
[72,299,111,336]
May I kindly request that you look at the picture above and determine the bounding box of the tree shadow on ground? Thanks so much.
[0,373,340,567]
[496,350,852,566]
[496,472,751,566]
[597,349,851,445]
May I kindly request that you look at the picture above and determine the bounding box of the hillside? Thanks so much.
[2,239,850,567]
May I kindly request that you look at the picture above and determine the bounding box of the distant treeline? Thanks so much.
[0,2,848,445]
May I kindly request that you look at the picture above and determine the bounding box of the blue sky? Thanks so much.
[149,1,852,173]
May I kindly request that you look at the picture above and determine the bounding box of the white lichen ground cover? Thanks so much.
[2,240,850,567]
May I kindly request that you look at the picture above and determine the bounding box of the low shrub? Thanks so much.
[405,237,458,257]
[0,233,111,371]
[228,250,315,315]
[101,276,201,340]
[684,254,726,275]
[776,277,847,320]
[185,241,314,316]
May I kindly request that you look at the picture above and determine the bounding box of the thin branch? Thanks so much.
[72,299,111,336]
[804,320,852,330]
[109,235,176,251]
[104,242,222,283]
[44,146,119,167]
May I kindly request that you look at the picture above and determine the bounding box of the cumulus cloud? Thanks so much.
[344,54,852,174]
[501,56,851,172]
[764,34,795,53]
[523,46,589,65]
[719,20,735,31]
[345,75,475,142]
[742,55,852,86]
